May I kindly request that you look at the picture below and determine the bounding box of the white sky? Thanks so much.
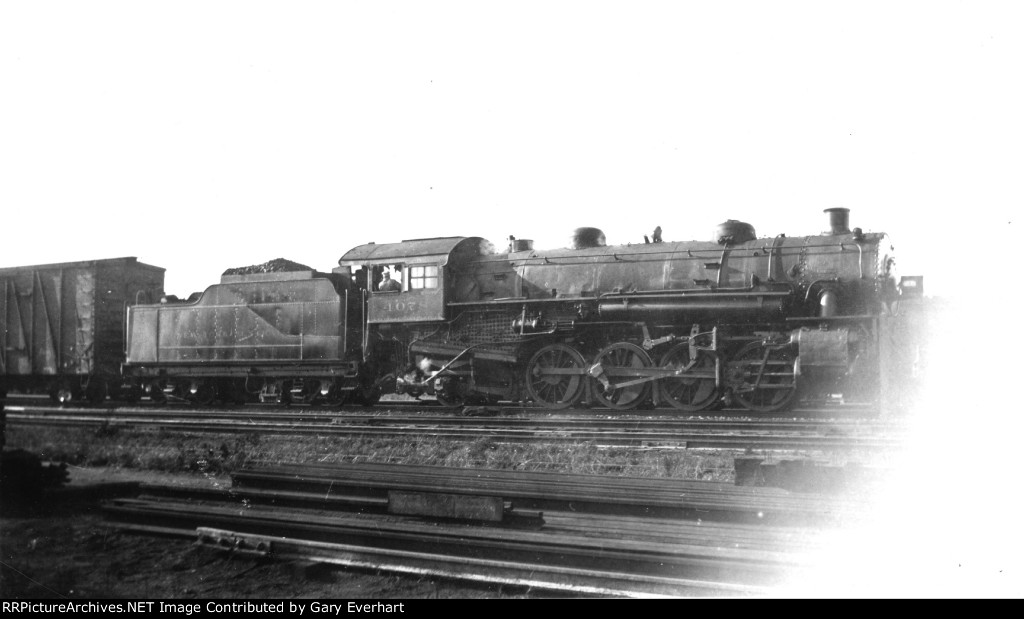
[2,2,1020,298]
[2,1,1023,597]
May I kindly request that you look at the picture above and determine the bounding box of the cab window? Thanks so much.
[372,264,403,293]
[409,265,439,290]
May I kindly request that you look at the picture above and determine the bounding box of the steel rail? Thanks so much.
[5,402,905,452]
[1,392,883,418]
[229,462,863,524]
[104,519,770,597]
[131,485,820,552]
[3,402,901,433]
[102,491,812,594]
[197,527,771,598]
[5,412,902,451]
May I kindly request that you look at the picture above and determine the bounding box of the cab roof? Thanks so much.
[339,237,486,267]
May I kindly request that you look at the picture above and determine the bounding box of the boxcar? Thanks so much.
[0,257,165,403]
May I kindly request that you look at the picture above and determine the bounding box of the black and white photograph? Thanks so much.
[1,1,1021,601]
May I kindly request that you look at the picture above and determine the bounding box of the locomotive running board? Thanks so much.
[410,341,518,364]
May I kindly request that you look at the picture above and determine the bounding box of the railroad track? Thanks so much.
[2,393,882,418]
[103,462,850,596]
[5,402,905,451]
[3,400,898,431]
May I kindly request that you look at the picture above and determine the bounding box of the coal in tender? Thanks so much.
[222,258,314,276]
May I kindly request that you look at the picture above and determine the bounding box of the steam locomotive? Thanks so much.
[1,208,922,412]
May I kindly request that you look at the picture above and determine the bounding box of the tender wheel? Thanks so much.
[657,343,721,411]
[292,380,323,406]
[280,380,294,406]
[524,344,587,409]
[85,378,108,406]
[217,380,249,406]
[190,382,217,406]
[729,342,799,412]
[319,383,345,408]
[148,382,167,404]
[589,342,653,410]
[50,381,82,405]
[121,384,143,404]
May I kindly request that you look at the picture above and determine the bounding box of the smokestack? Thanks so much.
[824,208,850,235]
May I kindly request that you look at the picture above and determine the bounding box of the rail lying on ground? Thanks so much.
[229,462,864,524]
[104,463,856,596]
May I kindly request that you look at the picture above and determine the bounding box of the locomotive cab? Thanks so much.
[338,237,496,405]
[339,236,489,325]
